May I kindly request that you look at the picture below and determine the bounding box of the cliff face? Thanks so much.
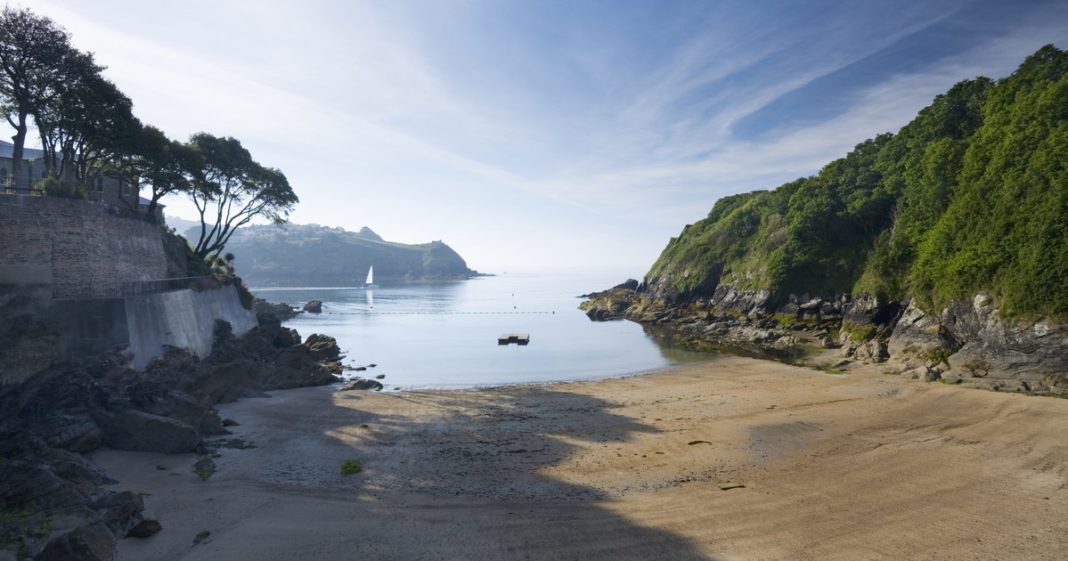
[586,46,1068,393]
[215,223,478,286]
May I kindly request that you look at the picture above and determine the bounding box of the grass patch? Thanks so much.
[840,322,877,342]
[193,458,215,481]
[340,458,363,476]
[193,530,211,544]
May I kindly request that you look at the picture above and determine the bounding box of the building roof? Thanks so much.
[138,196,165,209]
[0,140,44,160]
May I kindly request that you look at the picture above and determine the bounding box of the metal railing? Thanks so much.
[121,276,222,296]
[1,183,45,196]
[52,276,224,300]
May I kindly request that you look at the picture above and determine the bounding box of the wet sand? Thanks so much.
[94,355,1068,561]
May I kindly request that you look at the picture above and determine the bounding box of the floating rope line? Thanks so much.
[367,310,557,315]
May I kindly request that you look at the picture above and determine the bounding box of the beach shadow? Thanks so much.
[320,386,720,560]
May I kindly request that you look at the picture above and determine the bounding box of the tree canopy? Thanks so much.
[188,133,298,259]
[0,7,298,259]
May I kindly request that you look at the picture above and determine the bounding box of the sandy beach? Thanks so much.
[93,356,1068,561]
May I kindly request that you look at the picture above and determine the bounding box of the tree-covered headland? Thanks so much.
[647,45,1068,321]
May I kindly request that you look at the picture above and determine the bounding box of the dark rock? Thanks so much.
[89,490,144,536]
[127,519,162,538]
[303,300,323,314]
[375,374,385,380]
[35,522,115,561]
[101,410,200,454]
[339,378,384,391]
[252,298,299,321]
[221,418,239,427]
[40,414,102,453]
[304,334,341,361]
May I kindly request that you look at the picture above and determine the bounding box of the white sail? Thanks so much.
[365,266,374,286]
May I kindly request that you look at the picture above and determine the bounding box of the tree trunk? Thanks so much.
[9,111,27,190]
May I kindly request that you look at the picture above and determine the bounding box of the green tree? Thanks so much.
[122,125,201,217]
[0,7,72,187]
[187,133,298,258]
[35,56,141,193]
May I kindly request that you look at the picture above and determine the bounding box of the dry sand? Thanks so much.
[93,356,1068,561]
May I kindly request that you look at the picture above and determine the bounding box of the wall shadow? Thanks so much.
[322,386,721,560]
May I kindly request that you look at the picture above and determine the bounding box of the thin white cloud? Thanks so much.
[14,0,1068,270]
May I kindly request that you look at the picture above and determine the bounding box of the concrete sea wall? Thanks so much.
[0,195,257,383]
[1,285,257,385]
[124,285,258,369]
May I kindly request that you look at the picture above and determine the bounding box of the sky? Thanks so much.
[18,0,1068,274]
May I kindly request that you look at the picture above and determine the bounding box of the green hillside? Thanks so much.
[212,223,478,286]
[646,45,1068,320]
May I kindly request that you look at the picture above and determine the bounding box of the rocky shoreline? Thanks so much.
[0,308,353,560]
[581,281,1068,395]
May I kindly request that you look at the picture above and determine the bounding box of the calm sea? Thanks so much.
[254,272,709,390]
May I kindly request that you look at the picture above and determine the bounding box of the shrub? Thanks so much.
[340,458,362,475]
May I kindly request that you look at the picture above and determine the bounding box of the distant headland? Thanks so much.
[210,223,482,286]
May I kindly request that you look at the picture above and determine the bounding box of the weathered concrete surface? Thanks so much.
[125,285,258,369]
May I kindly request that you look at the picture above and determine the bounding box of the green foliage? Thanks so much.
[840,322,878,342]
[646,45,1068,321]
[340,458,363,475]
[39,175,84,199]
[188,133,299,259]
[234,280,255,310]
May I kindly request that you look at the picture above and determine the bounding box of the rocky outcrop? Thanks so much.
[0,309,342,560]
[886,295,1068,393]
[582,281,1067,394]
[579,279,640,320]
[303,300,323,314]
[252,298,299,321]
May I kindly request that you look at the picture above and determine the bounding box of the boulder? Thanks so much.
[89,491,144,536]
[304,333,341,361]
[252,298,299,321]
[339,378,384,391]
[303,300,323,314]
[35,522,115,561]
[38,414,102,453]
[127,519,162,539]
[100,410,200,454]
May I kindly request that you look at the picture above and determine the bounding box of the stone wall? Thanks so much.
[0,194,167,297]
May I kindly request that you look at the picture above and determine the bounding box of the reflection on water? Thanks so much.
[255,273,710,389]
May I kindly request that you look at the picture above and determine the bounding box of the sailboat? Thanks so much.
[363,265,377,288]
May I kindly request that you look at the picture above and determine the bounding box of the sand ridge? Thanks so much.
[93,355,1068,560]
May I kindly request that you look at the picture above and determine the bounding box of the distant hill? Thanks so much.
[203,223,479,286]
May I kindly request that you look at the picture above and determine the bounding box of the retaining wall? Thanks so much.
[0,194,167,297]
[124,285,258,368]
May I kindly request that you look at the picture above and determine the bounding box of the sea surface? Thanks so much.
[255,272,709,390]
